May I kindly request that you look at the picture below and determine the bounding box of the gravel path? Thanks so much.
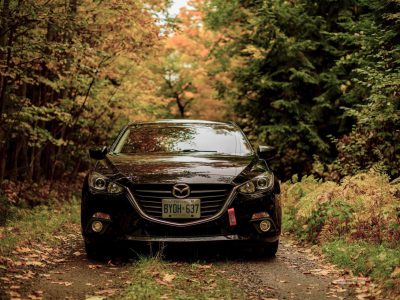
[2,232,381,300]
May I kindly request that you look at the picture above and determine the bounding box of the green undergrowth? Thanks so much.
[121,256,242,300]
[0,197,80,256]
[282,170,400,296]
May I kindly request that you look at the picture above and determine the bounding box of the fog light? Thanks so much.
[259,220,271,232]
[91,221,103,233]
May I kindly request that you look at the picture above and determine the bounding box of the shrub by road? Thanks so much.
[282,170,400,297]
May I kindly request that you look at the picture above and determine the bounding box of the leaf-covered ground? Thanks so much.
[0,222,392,300]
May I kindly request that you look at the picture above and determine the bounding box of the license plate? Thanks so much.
[162,199,201,219]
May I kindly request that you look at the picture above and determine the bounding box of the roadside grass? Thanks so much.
[0,196,80,256]
[121,256,242,300]
[322,240,400,292]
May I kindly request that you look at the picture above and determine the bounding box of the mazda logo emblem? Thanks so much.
[172,183,190,199]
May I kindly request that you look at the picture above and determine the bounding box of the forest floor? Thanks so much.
[0,224,387,300]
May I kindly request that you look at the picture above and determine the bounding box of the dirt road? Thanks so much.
[1,232,380,300]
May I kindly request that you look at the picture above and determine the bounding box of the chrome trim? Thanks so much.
[190,189,228,194]
[123,234,242,242]
[134,193,226,199]
[125,186,238,227]
[135,190,170,194]
[172,183,190,199]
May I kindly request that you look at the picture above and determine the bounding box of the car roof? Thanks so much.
[129,119,236,127]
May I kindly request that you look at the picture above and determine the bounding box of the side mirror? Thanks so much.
[89,146,108,160]
[257,145,276,160]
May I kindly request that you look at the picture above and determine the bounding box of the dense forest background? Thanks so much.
[0,0,399,185]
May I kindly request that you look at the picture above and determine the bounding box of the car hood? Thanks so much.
[100,153,256,184]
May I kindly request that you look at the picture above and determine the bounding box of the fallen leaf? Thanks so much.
[85,297,105,300]
[16,247,32,253]
[162,273,176,283]
[356,293,370,300]
[1,277,11,282]
[88,264,102,269]
[32,291,43,295]
[94,289,117,296]
[332,279,349,285]
[196,264,212,269]
[206,279,215,284]
[26,261,45,267]
[390,266,400,278]
[51,281,73,286]
[27,293,43,300]
[149,271,160,277]
[156,278,169,286]
[9,290,21,298]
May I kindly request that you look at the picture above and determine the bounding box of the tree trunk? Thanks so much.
[11,140,22,181]
[0,141,7,182]
[0,0,11,121]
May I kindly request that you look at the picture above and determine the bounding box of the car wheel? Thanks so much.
[261,240,279,257]
[84,239,110,261]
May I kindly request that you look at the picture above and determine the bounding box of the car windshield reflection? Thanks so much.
[113,124,253,156]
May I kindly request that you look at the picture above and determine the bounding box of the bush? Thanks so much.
[282,170,400,245]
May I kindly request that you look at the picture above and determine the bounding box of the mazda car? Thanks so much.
[81,120,281,259]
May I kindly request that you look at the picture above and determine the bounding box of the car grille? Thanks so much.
[130,184,232,222]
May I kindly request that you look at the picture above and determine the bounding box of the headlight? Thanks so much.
[88,172,124,194]
[107,182,124,193]
[238,171,274,194]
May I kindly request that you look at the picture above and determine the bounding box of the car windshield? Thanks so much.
[113,124,253,155]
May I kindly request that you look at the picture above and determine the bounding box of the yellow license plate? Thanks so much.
[162,199,201,219]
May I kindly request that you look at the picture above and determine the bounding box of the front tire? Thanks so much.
[261,240,279,257]
[84,239,110,261]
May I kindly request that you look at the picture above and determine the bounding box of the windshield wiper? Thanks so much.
[181,149,218,153]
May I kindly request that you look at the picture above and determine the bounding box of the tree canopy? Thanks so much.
[0,0,398,183]
[203,0,400,179]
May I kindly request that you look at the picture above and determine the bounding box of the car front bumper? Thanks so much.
[81,183,282,244]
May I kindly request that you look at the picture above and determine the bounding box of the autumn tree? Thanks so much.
[0,0,167,182]
[156,0,227,120]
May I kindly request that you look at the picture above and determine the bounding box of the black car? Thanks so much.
[81,120,281,259]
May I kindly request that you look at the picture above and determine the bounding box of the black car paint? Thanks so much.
[81,120,281,250]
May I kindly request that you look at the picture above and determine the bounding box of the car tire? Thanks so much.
[84,240,109,261]
[262,240,279,257]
